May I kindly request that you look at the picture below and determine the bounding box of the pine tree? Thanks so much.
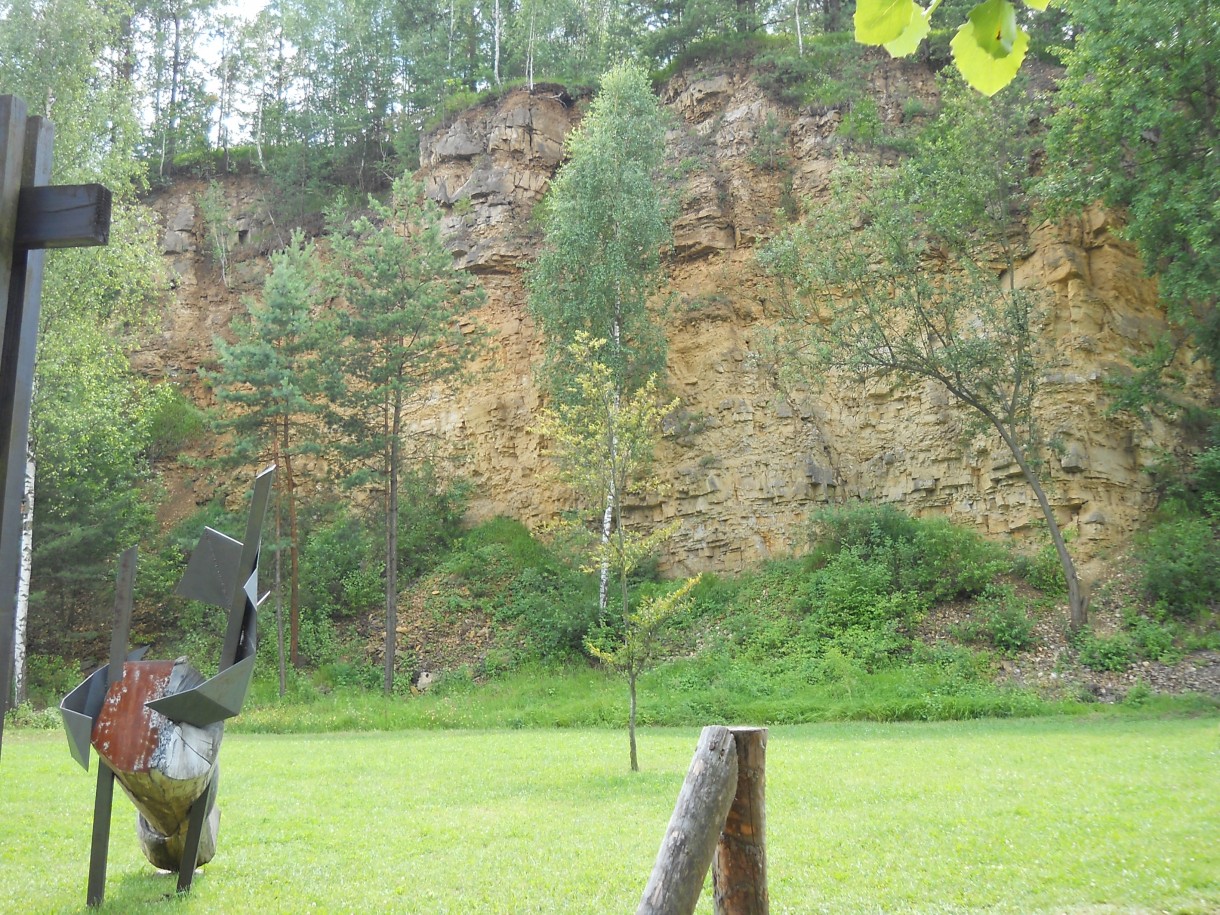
[326,175,485,695]
[207,230,328,670]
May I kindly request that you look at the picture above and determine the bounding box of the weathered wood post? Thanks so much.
[638,726,740,915]
[713,727,768,914]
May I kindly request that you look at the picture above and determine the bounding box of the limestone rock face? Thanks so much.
[143,66,1212,575]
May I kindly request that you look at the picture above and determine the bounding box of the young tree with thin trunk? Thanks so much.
[528,63,670,615]
[207,230,327,669]
[326,175,484,695]
[534,334,682,771]
[762,81,1089,630]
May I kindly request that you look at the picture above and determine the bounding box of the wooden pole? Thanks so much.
[713,727,768,915]
[638,726,739,915]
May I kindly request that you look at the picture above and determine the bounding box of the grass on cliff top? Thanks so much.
[2,716,1217,913]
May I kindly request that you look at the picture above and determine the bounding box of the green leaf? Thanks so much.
[1023,0,1050,9]
[967,0,1019,56]
[884,4,931,57]
[951,17,1029,96]
[855,0,917,46]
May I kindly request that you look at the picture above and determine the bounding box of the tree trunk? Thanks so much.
[166,12,182,174]
[713,728,768,915]
[493,0,502,85]
[997,425,1087,630]
[13,443,33,706]
[274,487,286,697]
[599,490,614,612]
[638,726,739,915]
[284,420,300,667]
[628,669,639,772]
[385,394,402,696]
[794,0,803,56]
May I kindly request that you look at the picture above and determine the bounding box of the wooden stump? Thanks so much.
[638,726,739,915]
[713,727,768,914]
[91,657,223,871]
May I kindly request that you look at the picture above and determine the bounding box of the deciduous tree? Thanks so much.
[534,334,680,770]
[762,83,1089,629]
[528,63,671,611]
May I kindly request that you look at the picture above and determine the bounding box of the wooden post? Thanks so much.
[638,726,739,915]
[713,727,768,915]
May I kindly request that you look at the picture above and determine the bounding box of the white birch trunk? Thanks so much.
[13,443,33,706]
[493,0,502,85]
[795,0,804,55]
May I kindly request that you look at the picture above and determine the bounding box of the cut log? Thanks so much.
[91,657,223,871]
[638,726,739,915]
[713,727,768,915]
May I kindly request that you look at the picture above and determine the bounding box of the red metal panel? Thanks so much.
[91,660,174,775]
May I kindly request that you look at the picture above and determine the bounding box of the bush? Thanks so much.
[754,34,869,109]
[1123,611,1182,664]
[955,585,1035,655]
[1136,516,1220,616]
[142,384,206,462]
[809,503,1006,603]
[299,509,383,618]
[23,653,81,707]
[1076,631,1133,672]
[438,518,599,661]
[1013,535,1067,596]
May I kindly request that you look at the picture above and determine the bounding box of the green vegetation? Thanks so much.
[761,80,1089,630]
[3,717,1219,912]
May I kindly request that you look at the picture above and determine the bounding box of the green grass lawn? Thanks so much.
[1,716,1216,913]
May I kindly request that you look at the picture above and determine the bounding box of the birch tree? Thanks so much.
[528,63,670,613]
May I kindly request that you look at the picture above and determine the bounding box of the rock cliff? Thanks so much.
[141,60,1211,574]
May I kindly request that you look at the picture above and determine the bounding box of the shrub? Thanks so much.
[1076,630,1133,672]
[1013,535,1067,596]
[299,510,383,618]
[23,653,81,708]
[1123,612,1182,664]
[1136,516,1219,616]
[142,384,206,462]
[809,503,1006,603]
[955,585,1035,655]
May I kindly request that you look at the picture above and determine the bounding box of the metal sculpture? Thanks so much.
[60,466,274,905]
[0,95,113,757]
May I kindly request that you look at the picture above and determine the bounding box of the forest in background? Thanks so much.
[0,0,1217,712]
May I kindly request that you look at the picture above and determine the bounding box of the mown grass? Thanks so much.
[2,716,1217,913]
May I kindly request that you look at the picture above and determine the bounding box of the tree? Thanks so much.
[761,82,1089,630]
[534,334,679,771]
[326,174,484,695]
[1044,0,1220,374]
[528,63,671,612]
[207,230,327,672]
[0,0,167,696]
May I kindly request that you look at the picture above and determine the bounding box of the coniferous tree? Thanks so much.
[326,175,485,695]
[207,231,329,670]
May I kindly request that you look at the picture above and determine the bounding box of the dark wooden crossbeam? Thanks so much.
[15,184,111,249]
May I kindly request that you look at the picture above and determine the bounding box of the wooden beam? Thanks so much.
[713,727,769,915]
[14,183,111,249]
[638,726,740,915]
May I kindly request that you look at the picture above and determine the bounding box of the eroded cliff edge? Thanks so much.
[140,61,1212,575]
